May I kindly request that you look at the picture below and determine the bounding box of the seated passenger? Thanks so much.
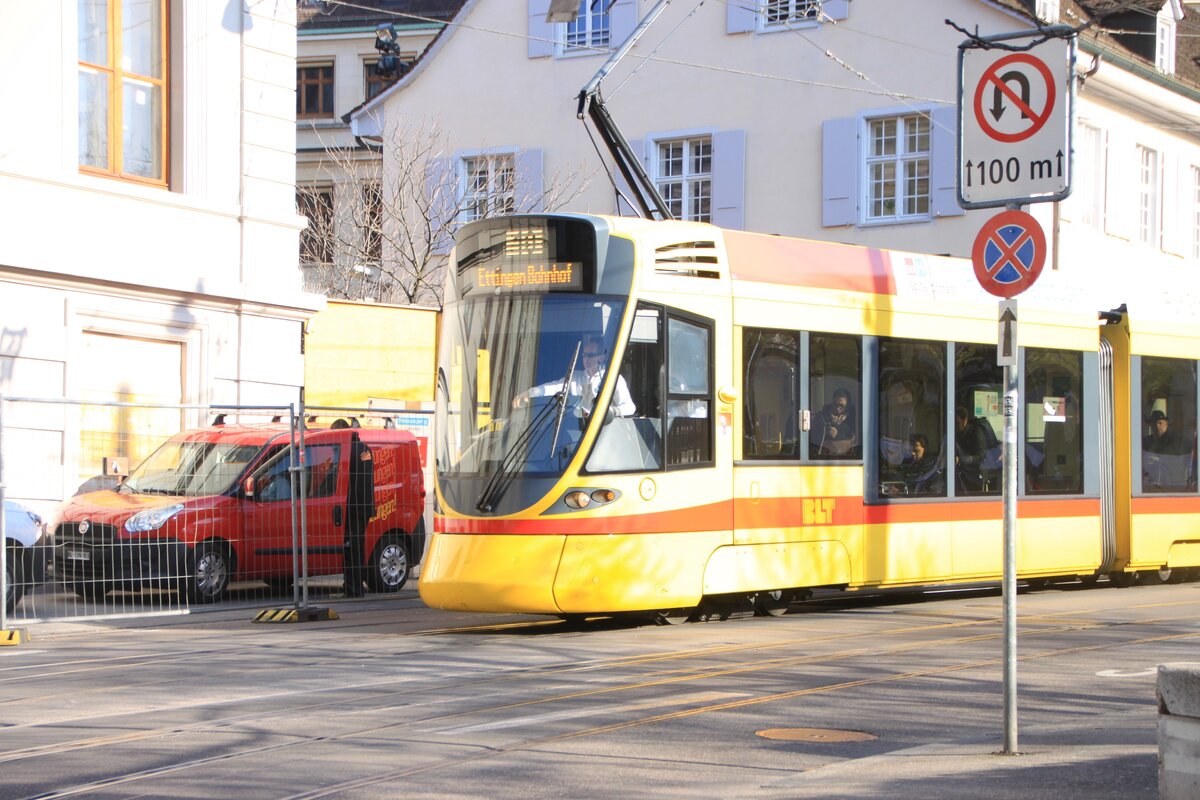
[813,388,857,457]
[902,433,943,495]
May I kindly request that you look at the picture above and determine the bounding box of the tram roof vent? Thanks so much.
[653,240,722,278]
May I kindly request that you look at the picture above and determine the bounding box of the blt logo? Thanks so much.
[802,498,837,525]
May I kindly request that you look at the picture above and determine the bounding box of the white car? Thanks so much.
[4,499,48,612]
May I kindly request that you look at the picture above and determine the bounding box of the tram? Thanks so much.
[421,213,1200,620]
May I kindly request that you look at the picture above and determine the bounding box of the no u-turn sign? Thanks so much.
[958,32,1075,208]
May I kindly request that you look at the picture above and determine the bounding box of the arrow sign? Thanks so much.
[990,70,1031,123]
[998,300,1018,367]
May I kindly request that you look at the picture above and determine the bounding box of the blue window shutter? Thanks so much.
[528,0,554,58]
[515,149,545,212]
[713,129,746,230]
[930,105,964,218]
[610,0,638,44]
[426,156,456,253]
[823,1,849,21]
[822,117,858,227]
[727,1,757,33]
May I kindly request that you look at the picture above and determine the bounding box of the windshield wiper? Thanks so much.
[475,343,581,513]
[549,341,582,458]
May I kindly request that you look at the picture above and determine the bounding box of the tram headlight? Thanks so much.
[564,490,591,509]
[561,488,618,510]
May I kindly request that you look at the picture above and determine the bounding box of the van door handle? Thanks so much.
[333,506,342,526]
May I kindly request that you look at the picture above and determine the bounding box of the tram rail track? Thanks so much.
[16,618,1195,800]
[3,594,1197,799]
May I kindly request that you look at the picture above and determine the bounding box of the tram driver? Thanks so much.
[513,335,636,420]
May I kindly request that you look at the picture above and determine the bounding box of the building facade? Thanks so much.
[0,1,315,507]
[351,0,1200,314]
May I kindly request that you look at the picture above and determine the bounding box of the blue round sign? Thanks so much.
[971,210,1046,298]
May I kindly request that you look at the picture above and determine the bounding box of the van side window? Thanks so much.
[255,444,341,502]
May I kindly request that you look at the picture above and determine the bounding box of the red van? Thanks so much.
[53,423,426,603]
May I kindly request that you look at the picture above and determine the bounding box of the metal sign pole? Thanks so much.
[1002,350,1019,754]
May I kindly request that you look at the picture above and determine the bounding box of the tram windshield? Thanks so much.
[436,294,627,488]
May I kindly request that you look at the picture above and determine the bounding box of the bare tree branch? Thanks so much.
[298,118,595,308]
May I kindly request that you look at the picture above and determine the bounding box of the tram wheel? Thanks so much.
[1144,567,1175,584]
[753,590,794,617]
[654,607,694,625]
[1110,571,1139,588]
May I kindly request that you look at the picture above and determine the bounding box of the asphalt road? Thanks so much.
[2,580,1196,799]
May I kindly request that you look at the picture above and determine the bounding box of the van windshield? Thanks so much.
[122,440,262,497]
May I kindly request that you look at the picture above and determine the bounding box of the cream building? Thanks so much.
[0,2,316,507]
[349,0,1200,314]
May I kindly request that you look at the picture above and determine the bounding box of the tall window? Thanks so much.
[297,62,334,119]
[1156,8,1176,74]
[1192,165,1200,260]
[865,114,930,222]
[363,183,383,263]
[561,0,610,53]
[878,339,945,497]
[743,329,799,459]
[297,188,334,266]
[1073,122,1104,229]
[1025,349,1084,495]
[655,136,712,222]
[1137,145,1161,247]
[78,0,168,184]
[460,154,515,223]
[1140,357,1196,493]
[954,344,1003,496]
[763,0,822,26]
[809,333,861,459]
[1035,0,1059,23]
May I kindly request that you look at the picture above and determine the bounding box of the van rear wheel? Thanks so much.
[369,535,409,592]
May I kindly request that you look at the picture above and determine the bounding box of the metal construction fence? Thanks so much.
[0,396,433,627]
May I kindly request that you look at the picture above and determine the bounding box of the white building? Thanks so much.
[296,1,460,301]
[350,0,1200,313]
[0,2,315,506]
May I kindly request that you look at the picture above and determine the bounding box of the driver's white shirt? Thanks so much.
[526,368,636,417]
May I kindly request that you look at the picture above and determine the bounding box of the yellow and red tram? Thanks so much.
[420,213,1200,619]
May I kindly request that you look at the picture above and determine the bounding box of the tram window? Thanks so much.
[878,338,946,497]
[954,344,1002,496]
[1025,349,1083,495]
[743,328,799,459]
[587,305,664,472]
[1140,356,1197,493]
[666,316,712,466]
[810,334,861,459]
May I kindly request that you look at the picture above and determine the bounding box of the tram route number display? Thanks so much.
[963,151,1066,190]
